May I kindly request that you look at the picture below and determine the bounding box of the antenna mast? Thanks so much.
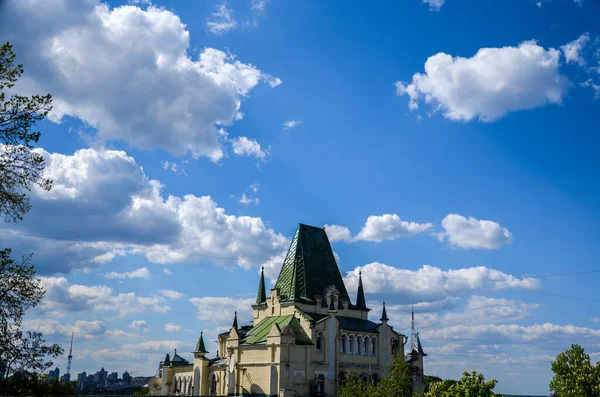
[411,304,415,351]
[66,329,74,378]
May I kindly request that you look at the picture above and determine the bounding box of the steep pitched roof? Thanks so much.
[195,331,208,354]
[355,271,368,310]
[243,315,312,345]
[256,266,266,305]
[411,332,427,356]
[337,316,380,333]
[274,224,350,303]
[171,350,190,366]
[380,301,389,322]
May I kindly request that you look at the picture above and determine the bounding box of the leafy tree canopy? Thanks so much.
[425,370,499,397]
[549,344,600,397]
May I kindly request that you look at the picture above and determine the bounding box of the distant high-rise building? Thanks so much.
[107,371,118,384]
[48,367,60,380]
[122,371,132,385]
[76,371,87,391]
[93,367,107,386]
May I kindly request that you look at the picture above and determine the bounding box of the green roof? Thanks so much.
[274,224,351,303]
[243,315,312,346]
[337,316,380,333]
[195,332,208,353]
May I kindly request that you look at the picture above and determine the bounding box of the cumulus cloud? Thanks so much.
[436,214,513,250]
[249,184,260,193]
[395,40,569,122]
[0,148,289,274]
[355,214,433,242]
[189,297,254,326]
[23,319,107,340]
[105,267,152,280]
[129,320,148,331]
[324,224,353,243]
[344,262,541,303]
[283,120,303,131]
[231,136,270,161]
[163,268,172,276]
[0,0,278,161]
[422,0,445,12]
[165,323,181,332]
[160,289,185,300]
[561,33,591,66]
[207,2,237,35]
[38,277,171,317]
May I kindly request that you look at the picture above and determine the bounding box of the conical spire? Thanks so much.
[163,353,171,366]
[195,331,208,354]
[355,270,367,310]
[380,301,389,322]
[256,266,266,305]
[232,311,238,330]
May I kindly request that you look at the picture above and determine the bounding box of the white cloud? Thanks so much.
[442,296,540,325]
[38,277,171,317]
[165,323,181,332]
[23,319,107,339]
[324,224,353,242]
[129,320,148,331]
[592,317,600,323]
[239,193,260,205]
[422,0,445,12]
[251,0,267,11]
[189,297,254,326]
[163,268,172,276]
[395,40,569,122]
[0,0,278,161]
[283,120,303,131]
[122,340,186,352]
[581,79,600,99]
[436,214,513,250]
[207,2,237,35]
[160,289,185,300]
[0,148,289,274]
[249,183,260,193]
[536,0,583,7]
[231,136,270,161]
[105,267,152,280]
[162,161,187,176]
[355,214,433,242]
[561,33,591,66]
[344,262,541,302]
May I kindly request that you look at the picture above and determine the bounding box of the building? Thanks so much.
[76,371,88,392]
[150,223,423,397]
[48,367,60,381]
[122,371,132,385]
[108,371,118,384]
[93,367,107,387]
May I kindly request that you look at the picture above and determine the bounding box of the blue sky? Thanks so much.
[1,0,599,394]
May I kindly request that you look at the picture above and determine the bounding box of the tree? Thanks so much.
[425,371,498,397]
[0,373,76,397]
[0,42,52,223]
[0,42,62,394]
[549,344,600,397]
[338,372,375,397]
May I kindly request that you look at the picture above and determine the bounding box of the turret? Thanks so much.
[232,311,238,330]
[194,331,208,358]
[256,266,266,305]
[380,301,389,322]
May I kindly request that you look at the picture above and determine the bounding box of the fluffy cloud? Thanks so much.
[163,268,172,276]
[231,136,270,161]
[239,193,260,205]
[355,214,433,242]
[160,289,185,300]
[0,148,289,274]
[105,267,152,280]
[0,0,278,161]
[323,224,353,242]
[23,319,107,339]
[561,33,591,66]
[207,2,237,35]
[344,262,540,303]
[165,323,181,332]
[395,40,569,122]
[422,0,445,12]
[189,297,254,326]
[38,277,171,317]
[436,214,513,250]
[283,120,303,131]
[129,320,148,331]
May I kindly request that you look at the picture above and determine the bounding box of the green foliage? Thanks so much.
[134,386,150,395]
[425,371,498,397]
[0,373,76,396]
[549,344,600,397]
[423,375,444,393]
[0,41,53,223]
[338,354,414,397]
[0,248,64,387]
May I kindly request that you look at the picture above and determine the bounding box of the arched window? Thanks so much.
[348,335,355,354]
[316,333,323,352]
[371,337,377,356]
[315,374,325,394]
[363,336,369,356]
[209,373,217,394]
[340,335,347,354]
[357,336,362,355]
[391,338,399,356]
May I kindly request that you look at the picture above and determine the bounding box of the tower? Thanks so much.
[408,307,427,391]
[65,329,74,382]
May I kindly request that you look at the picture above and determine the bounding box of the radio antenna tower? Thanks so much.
[411,304,416,351]
[66,329,74,379]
